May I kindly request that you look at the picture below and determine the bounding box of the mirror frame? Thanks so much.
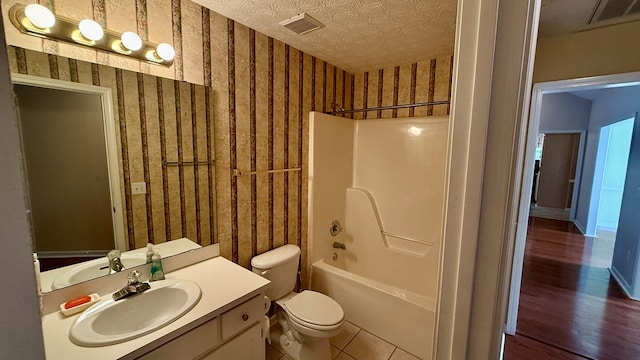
[12,73,126,255]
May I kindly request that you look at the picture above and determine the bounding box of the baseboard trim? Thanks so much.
[609,265,640,301]
[573,219,597,237]
[596,225,618,232]
[573,219,586,235]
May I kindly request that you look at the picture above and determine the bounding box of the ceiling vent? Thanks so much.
[589,0,640,26]
[279,13,323,35]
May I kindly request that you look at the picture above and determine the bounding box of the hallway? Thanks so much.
[503,217,640,359]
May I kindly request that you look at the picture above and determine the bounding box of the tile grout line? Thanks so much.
[346,328,402,360]
[340,326,362,357]
[388,347,398,360]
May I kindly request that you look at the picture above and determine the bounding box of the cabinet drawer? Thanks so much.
[221,295,264,340]
[136,317,219,360]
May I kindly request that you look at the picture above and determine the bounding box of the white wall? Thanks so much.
[575,86,640,234]
[0,17,46,358]
[538,92,591,132]
[611,113,640,298]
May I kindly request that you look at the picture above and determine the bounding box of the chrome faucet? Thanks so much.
[112,270,151,301]
[107,249,125,274]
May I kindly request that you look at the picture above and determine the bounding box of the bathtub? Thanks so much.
[311,258,435,360]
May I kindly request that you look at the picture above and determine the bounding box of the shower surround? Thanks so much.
[308,112,448,359]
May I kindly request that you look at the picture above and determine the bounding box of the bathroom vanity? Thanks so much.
[41,254,270,360]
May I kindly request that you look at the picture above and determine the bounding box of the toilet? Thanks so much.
[251,244,344,360]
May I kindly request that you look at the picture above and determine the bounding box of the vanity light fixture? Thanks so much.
[155,43,176,61]
[120,31,142,51]
[9,3,175,67]
[78,19,103,41]
[24,4,55,29]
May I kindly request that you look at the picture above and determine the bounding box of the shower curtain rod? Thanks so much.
[326,100,450,115]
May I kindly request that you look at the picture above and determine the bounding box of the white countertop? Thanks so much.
[41,255,270,360]
[40,238,202,292]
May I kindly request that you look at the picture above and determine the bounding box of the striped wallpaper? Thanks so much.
[3,1,453,284]
[351,56,454,120]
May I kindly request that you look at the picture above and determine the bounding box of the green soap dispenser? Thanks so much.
[150,249,165,281]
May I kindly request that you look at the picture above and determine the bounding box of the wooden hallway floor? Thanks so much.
[503,217,640,360]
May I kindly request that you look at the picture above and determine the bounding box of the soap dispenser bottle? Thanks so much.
[150,249,165,281]
[145,243,154,264]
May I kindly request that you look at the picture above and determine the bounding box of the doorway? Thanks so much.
[507,73,640,332]
[505,72,640,359]
[593,118,634,234]
[531,132,584,221]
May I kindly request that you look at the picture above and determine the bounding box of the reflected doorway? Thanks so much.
[13,74,124,270]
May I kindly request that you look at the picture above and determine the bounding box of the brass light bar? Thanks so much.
[9,4,174,67]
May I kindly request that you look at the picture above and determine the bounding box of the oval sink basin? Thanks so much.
[52,253,147,290]
[69,279,201,346]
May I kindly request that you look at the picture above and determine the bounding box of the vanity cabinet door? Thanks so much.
[201,323,264,360]
[136,317,220,360]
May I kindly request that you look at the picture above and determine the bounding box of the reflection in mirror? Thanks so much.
[15,81,125,252]
[10,47,218,293]
[40,238,201,291]
[14,76,127,292]
[16,86,118,254]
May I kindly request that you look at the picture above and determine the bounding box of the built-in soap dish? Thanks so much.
[60,293,101,316]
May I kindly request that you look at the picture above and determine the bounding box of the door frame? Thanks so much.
[592,117,635,231]
[11,73,126,253]
[505,71,640,335]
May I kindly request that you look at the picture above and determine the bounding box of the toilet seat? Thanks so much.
[279,291,344,331]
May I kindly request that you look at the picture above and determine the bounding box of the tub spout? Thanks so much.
[332,242,346,250]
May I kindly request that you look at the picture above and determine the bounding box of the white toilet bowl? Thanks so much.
[274,290,344,360]
[251,245,344,360]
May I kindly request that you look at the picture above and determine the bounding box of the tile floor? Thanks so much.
[266,321,421,360]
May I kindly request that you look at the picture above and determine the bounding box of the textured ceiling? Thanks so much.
[538,0,600,37]
[193,0,624,74]
[192,0,457,73]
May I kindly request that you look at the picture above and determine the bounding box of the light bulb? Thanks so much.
[121,31,142,51]
[24,4,55,29]
[78,19,103,41]
[156,43,175,62]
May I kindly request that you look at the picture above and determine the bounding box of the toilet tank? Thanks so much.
[251,244,301,300]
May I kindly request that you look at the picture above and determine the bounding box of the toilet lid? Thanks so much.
[283,291,344,326]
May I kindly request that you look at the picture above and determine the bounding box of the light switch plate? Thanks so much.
[132,182,147,195]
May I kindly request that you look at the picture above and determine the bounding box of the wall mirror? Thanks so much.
[14,74,126,292]
[10,47,218,293]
